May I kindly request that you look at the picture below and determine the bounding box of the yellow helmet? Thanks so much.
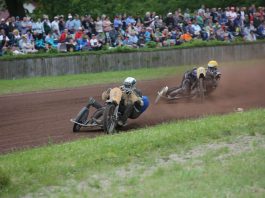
[208,60,218,68]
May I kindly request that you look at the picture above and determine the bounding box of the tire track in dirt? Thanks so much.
[1,61,265,154]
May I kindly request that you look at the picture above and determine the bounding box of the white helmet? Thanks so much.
[123,77,136,90]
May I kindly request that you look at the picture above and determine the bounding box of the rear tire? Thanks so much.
[73,107,89,132]
[103,104,117,134]
[199,78,205,103]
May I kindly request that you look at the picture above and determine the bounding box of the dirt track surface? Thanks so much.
[1,63,265,154]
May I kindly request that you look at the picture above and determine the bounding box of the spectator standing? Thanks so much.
[65,14,75,34]
[0,18,9,35]
[95,16,103,35]
[102,16,112,44]
[58,15,65,33]
[73,14,81,32]
[143,12,153,27]
[164,12,175,30]
[113,15,122,30]
[51,16,60,33]
[42,15,51,35]
[14,16,22,32]
[0,29,9,54]
[7,17,16,34]
[125,15,136,26]
[32,18,43,34]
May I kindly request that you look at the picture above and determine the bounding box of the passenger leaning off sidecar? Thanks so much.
[102,77,149,126]
[159,60,220,98]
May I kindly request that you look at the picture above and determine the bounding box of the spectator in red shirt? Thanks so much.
[59,29,70,43]
[74,27,84,40]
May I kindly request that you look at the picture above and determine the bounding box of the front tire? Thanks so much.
[73,107,89,132]
[103,104,118,134]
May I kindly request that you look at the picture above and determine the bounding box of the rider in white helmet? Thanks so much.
[102,77,147,126]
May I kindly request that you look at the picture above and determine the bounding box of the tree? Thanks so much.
[5,0,26,17]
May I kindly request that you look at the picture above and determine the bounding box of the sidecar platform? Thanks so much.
[70,119,100,127]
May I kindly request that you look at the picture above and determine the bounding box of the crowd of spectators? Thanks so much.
[0,4,265,56]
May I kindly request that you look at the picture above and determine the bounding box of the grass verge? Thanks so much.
[0,109,265,197]
[1,58,264,96]
[0,65,189,95]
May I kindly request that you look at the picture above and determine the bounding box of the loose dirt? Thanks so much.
[1,61,265,154]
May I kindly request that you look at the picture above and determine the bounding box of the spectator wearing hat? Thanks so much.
[42,15,51,35]
[19,33,38,53]
[164,12,175,31]
[90,34,101,50]
[65,14,74,34]
[10,29,21,47]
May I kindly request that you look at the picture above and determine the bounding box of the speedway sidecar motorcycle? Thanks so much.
[70,87,149,134]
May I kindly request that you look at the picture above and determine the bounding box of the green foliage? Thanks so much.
[47,48,59,54]
[146,41,157,48]
[32,0,265,18]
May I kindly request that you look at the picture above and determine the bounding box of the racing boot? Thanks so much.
[86,97,102,109]
[117,104,133,127]
[158,86,168,96]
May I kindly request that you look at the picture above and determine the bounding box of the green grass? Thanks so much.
[0,109,265,197]
[0,65,189,95]
[1,58,265,95]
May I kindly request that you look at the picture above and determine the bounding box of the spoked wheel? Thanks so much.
[103,104,118,134]
[73,107,89,132]
[198,78,205,103]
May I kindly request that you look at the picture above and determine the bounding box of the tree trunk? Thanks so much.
[5,0,25,18]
